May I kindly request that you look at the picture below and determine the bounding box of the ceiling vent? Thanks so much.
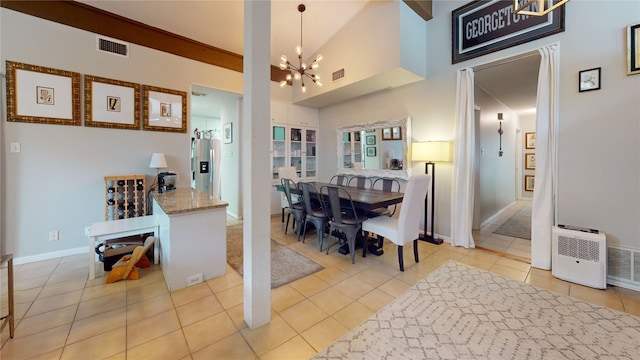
[332,68,345,82]
[96,35,129,58]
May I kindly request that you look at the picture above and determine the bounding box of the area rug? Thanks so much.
[493,203,532,240]
[226,227,323,288]
[312,261,640,359]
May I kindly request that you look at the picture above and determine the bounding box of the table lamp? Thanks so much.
[149,153,168,175]
[411,141,451,245]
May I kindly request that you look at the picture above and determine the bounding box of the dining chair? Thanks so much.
[278,166,300,222]
[362,174,430,271]
[330,174,349,186]
[322,185,368,264]
[299,182,331,251]
[281,178,305,241]
[369,177,401,217]
[348,175,372,189]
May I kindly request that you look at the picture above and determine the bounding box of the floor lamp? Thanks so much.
[411,141,451,245]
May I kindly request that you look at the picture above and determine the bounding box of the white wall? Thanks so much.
[1,9,244,259]
[320,0,640,249]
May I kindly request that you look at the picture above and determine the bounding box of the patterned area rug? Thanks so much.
[493,203,532,240]
[313,261,640,359]
[226,225,323,288]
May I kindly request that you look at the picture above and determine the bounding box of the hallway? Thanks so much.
[473,200,531,261]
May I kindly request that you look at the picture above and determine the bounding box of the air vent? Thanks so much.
[332,68,345,82]
[96,36,129,58]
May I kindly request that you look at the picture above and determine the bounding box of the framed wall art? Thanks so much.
[366,135,376,145]
[627,22,640,75]
[223,122,232,144]
[578,67,601,92]
[366,147,376,157]
[525,153,536,170]
[84,75,140,130]
[382,128,392,140]
[525,132,536,149]
[142,85,187,133]
[392,126,402,140]
[6,61,81,126]
[524,175,535,192]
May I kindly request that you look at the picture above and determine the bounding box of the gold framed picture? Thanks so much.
[525,153,536,170]
[6,61,81,126]
[524,175,535,192]
[525,132,536,149]
[142,85,187,133]
[84,75,141,130]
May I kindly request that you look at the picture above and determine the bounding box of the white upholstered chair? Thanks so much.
[362,174,430,271]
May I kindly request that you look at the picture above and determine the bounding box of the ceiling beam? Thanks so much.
[1,0,289,83]
[403,0,433,22]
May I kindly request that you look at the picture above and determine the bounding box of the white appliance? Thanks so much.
[192,138,222,198]
[552,225,607,289]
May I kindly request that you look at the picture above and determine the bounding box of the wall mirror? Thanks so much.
[336,116,411,180]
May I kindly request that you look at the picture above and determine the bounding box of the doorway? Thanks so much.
[471,52,540,260]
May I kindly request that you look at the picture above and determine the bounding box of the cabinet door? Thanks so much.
[271,101,288,124]
[303,128,317,178]
[288,104,318,127]
[289,126,303,178]
[271,125,287,180]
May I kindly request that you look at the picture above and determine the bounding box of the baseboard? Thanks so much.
[13,246,88,265]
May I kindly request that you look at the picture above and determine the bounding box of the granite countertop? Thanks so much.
[151,188,228,215]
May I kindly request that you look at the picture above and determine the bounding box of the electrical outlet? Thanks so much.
[49,231,59,241]
[186,273,203,287]
[10,142,21,153]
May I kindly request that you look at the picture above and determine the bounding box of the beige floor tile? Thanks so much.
[377,278,413,298]
[126,329,190,359]
[457,256,495,271]
[357,288,396,312]
[192,333,257,360]
[207,270,243,293]
[67,307,126,345]
[495,256,531,272]
[76,292,126,321]
[261,335,317,360]
[489,264,528,282]
[300,316,349,352]
[333,301,374,330]
[176,294,225,327]
[61,327,126,360]
[353,268,393,288]
[279,299,329,333]
[25,289,83,317]
[14,287,41,304]
[226,303,248,330]
[308,287,353,315]
[24,348,65,360]
[126,279,169,305]
[13,304,76,338]
[127,308,181,349]
[0,324,70,359]
[312,267,350,286]
[171,282,213,308]
[271,285,305,312]
[38,277,87,298]
[619,287,640,316]
[81,280,127,302]
[332,275,375,300]
[525,272,570,296]
[216,284,244,310]
[183,311,239,353]
[126,293,174,324]
[240,316,297,356]
[289,274,330,297]
[569,285,624,311]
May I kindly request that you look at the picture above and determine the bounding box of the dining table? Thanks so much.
[275,180,405,256]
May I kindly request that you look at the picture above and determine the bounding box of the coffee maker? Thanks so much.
[157,172,177,193]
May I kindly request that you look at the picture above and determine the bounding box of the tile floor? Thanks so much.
[474,199,532,261]
[1,215,639,359]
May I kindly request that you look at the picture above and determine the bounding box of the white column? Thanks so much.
[242,0,271,328]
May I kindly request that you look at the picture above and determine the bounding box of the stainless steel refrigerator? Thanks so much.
[192,138,222,198]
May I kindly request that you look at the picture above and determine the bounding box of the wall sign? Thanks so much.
[452,0,565,64]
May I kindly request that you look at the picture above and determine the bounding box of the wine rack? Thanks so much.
[104,174,146,220]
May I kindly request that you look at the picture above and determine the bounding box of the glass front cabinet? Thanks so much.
[270,101,318,182]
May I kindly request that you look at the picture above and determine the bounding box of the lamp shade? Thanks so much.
[412,141,451,162]
[149,153,168,169]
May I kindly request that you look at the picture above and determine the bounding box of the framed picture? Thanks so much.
[392,126,402,140]
[142,85,187,133]
[525,132,536,149]
[223,122,232,144]
[627,22,640,75]
[382,128,392,140]
[366,147,376,157]
[579,67,601,92]
[524,175,535,192]
[366,135,376,145]
[84,75,140,130]
[525,153,536,170]
[6,61,81,126]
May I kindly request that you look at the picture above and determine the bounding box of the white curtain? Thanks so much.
[531,45,558,269]
[450,68,476,248]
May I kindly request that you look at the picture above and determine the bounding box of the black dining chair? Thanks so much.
[322,185,368,264]
[330,175,349,186]
[281,178,306,242]
[369,177,401,217]
[347,175,372,189]
[299,182,331,252]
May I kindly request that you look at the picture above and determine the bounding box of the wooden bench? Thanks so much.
[86,216,159,280]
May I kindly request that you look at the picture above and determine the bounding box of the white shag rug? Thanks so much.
[313,261,640,359]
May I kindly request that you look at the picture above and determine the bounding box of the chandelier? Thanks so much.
[514,0,570,16]
[279,4,322,93]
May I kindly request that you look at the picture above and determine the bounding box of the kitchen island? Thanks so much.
[151,188,228,291]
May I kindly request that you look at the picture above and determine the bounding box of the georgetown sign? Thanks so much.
[452,0,565,63]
